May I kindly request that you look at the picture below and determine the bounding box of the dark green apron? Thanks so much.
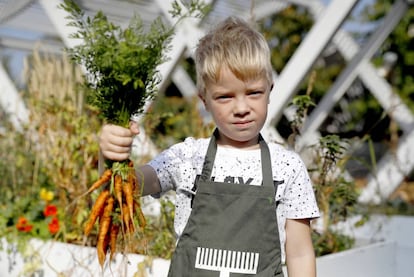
[168,131,283,277]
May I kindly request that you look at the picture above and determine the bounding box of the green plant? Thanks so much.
[142,199,176,259]
[61,0,209,127]
[2,188,61,241]
[311,135,360,224]
[62,1,165,126]
[303,122,362,256]
[0,50,100,249]
[288,73,366,256]
[143,95,214,149]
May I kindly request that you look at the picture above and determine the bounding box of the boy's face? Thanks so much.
[200,66,271,148]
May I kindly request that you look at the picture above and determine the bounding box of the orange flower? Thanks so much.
[16,216,33,233]
[43,204,58,217]
[48,217,60,235]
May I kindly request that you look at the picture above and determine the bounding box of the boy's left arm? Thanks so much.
[285,218,316,277]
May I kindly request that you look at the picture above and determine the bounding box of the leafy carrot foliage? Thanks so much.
[60,0,174,126]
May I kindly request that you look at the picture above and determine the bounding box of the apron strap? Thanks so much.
[259,135,273,187]
[199,129,219,182]
[200,129,274,188]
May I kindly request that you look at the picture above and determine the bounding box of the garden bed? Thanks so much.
[317,214,414,277]
[2,215,413,277]
[0,238,170,277]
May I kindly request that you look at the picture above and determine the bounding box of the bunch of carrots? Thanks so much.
[60,0,162,267]
[61,0,207,268]
[83,160,146,266]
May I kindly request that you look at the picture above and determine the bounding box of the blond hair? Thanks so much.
[195,16,273,96]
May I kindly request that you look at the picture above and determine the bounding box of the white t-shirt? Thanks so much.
[148,136,320,263]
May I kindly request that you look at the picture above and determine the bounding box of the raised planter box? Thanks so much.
[317,240,397,277]
[1,215,413,276]
[0,239,170,277]
[317,214,414,277]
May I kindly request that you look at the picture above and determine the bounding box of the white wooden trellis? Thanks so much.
[1,0,413,204]
[297,0,414,204]
[269,0,414,204]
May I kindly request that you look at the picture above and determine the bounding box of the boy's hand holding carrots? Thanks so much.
[99,123,139,162]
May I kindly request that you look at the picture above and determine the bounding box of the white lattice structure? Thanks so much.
[1,0,413,204]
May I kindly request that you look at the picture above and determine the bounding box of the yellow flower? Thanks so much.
[40,188,54,202]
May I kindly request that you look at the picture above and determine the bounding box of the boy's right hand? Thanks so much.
[99,123,139,161]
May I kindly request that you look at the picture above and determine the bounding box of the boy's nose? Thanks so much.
[234,97,250,115]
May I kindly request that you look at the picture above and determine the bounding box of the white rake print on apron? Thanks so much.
[195,247,259,277]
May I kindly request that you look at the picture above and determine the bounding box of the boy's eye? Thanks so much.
[216,95,231,100]
[248,91,263,96]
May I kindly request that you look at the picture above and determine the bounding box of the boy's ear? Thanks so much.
[198,93,209,111]
[268,83,274,104]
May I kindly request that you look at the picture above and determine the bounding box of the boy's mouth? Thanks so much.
[233,120,253,127]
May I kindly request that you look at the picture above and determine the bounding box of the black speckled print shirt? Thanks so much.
[148,136,320,263]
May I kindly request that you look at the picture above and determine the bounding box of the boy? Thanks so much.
[100,16,319,276]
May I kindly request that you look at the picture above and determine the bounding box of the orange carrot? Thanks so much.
[122,203,132,233]
[84,189,110,236]
[135,179,142,198]
[128,170,141,197]
[101,224,111,266]
[122,178,135,229]
[114,174,123,208]
[128,219,135,237]
[97,196,114,267]
[109,223,120,261]
[87,169,112,194]
[134,199,146,228]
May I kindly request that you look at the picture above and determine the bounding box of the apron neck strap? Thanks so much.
[200,129,273,187]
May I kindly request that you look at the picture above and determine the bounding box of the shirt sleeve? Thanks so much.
[147,137,204,198]
[277,151,320,220]
[274,148,320,264]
